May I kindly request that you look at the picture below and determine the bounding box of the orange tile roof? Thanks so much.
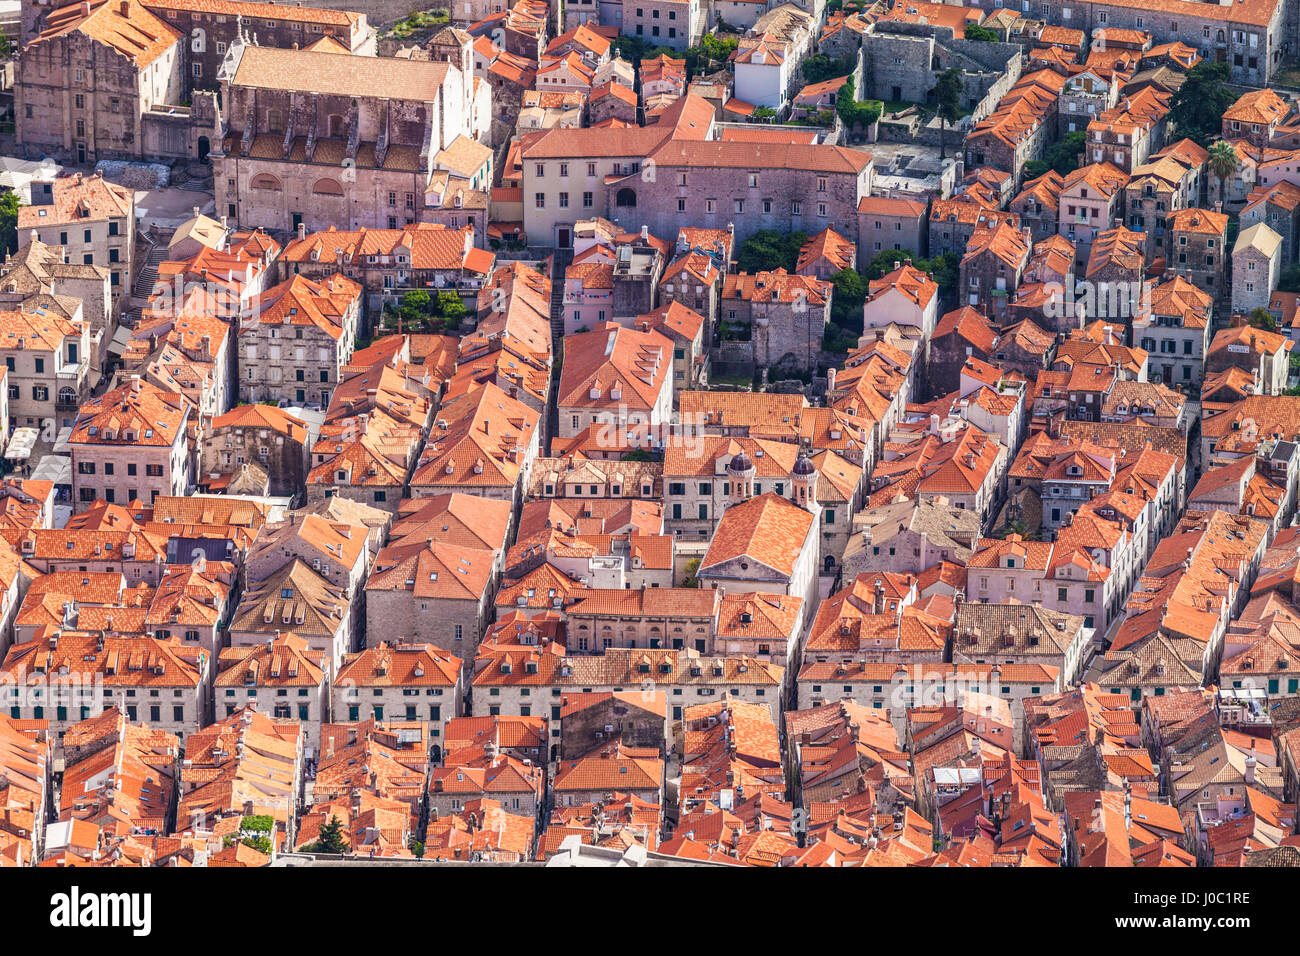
[29,0,183,70]
[700,493,815,578]
[69,378,189,448]
[1225,88,1289,126]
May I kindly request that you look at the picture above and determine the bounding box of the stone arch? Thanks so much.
[615,187,637,207]
[312,178,344,196]
[250,173,282,190]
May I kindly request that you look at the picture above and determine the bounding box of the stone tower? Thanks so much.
[792,453,819,513]
[727,451,756,505]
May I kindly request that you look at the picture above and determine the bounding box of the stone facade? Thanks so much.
[559,693,668,759]
[198,405,312,498]
[16,0,185,164]
[214,40,475,233]
[236,274,361,407]
[719,270,832,375]
[1232,223,1283,316]
[1168,210,1229,307]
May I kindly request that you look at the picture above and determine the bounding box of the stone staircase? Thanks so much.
[549,249,571,345]
[132,229,168,301]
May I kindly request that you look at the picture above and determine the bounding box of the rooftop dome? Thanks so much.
[727,452,755,473]
[793,454,817,476]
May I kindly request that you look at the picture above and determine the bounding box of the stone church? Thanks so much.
[213,34,478,232]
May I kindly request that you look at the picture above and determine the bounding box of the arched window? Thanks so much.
[312,178,344,196]
[615,187,637,207]
[250,173,282,190]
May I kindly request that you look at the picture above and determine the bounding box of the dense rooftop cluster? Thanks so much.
[3,0,1300,870]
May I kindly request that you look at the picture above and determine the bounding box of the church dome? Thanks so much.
[728,452,755,473]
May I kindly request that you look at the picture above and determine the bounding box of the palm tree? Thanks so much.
[1208,140,1239,209]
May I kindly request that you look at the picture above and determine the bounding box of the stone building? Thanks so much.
[1240,182,1300,271]
[1167,207,1228,309]
[1058,65,1121,137]
[214,634,328,746]
[658,252,722,348]
[214,40,476,232]
[840,495,980,583]
[720,269,831,376]
[963,69,1063,186]
[199,403,312,498]
[67,377,191,510]
[856,196,928,265]
[623,0,701,51]
[1231,222,1283,317]
[618,137,873,251]
[963,0,1283,87]
[929,306,998,398]
[518,94,872,249]
[0,307,92,432]
[278,223,494,319]
[332,643,463,736]
[1133,277,1211,392]
[556,323,675,440]
[696,488,821,634]
[1,239,112,375]
[1009,171,1063,243]
[365,542,497,656]
[959,223,1030,320]
[16,173,134,314]
[145,0,376,91]
[16,0,186,164]
[228,559,351,671]
[558,691,668,759]
[237,274,361,406]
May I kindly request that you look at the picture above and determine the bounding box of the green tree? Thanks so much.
[241,834,273,854]
[1208,139,1239,208]
[864,247,917,280]
[1246,307,1277,331]
[736,229,806,273]
[802,54,852,85]
[1169,61,1239,146]
[0,29,11,61]
[0,191,20,256]
[621,448,652,461]
[436,290,468,323]
[1279,261,1300,293]
[1022,159,1050,180]
[1043,130,1086,175]
[964,23,998,41]
[834,77,882,132]
[305,815,351,854]
[829,267,866,330]
[920,252,961,298]
[932,67,963,160]
[681,557,702,588]
[401,289,431,312]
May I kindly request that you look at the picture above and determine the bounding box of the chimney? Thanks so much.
[191,205,200,219]
[297,222,307,241]
[826,367,836,392]
[1244,754,1256,785]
